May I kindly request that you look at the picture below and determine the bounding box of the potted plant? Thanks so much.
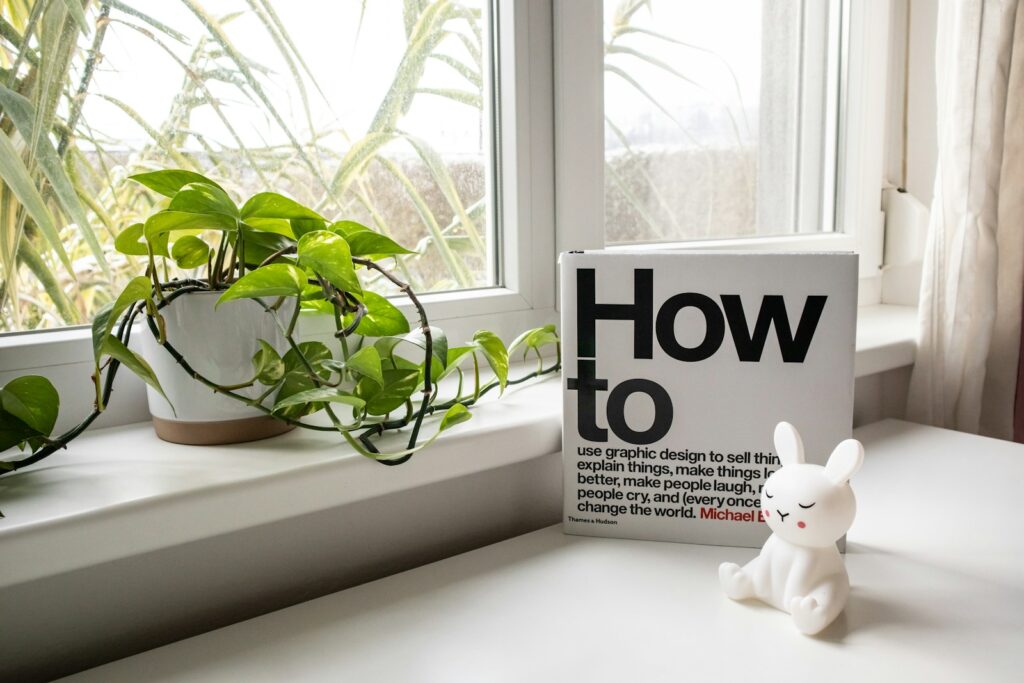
[0,169,560,479]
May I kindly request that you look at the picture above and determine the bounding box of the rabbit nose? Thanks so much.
[776,509,789,521]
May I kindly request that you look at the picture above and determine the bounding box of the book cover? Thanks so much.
[560,251,857,548]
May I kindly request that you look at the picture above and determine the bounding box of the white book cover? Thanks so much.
[560,251,857,548]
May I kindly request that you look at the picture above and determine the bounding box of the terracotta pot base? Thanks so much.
[151,415,295,445]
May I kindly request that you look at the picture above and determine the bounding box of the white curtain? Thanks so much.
[907,0,1024,438]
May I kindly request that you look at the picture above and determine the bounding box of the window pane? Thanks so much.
[604,0,837,244]
[0,1,493,333]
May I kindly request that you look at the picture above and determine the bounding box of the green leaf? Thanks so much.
[290,217,326,238]
[241,192,324,221]
[273,342,334,419]
[251,340,285,385]
[0,84,109,275]
[344,291,409,337]
[244,217,294,237]
[328,220,372,238]
[438,346,476,380]
[473,330,509,392]
[410,327,448,369]
[130,169,225,198]
[102,336,172,411]
[356,369,420,416]
[328,220,414,257]
[272,387,364,413]
[439,403,471,432]
[0,408,38,453]
[144,210,237,242]
[236,225,295,267]
[346,231,416,258]
[301,299,335,315]
[272,374,318,420]
[171,236,211,269]
[91,276,152,365]
[115,223,165,257]
[345,346,384,386]
[168,182,239,218]
[0,131,72,273]
[217,263,307,306]
[508,324,559,358]
[296,230,362,294]
[0,376,59,436]
[282,341,333,379]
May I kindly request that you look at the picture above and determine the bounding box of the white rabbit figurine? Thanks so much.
[719,421,864,635]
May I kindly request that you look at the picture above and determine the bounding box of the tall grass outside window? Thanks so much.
[0,0,494,334]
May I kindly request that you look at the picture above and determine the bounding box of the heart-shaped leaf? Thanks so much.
[273,373,319,419]
[345,231,415,258]
[290,217,326,238]
[168,182,238,218]
[356,369,420,416]
[328,220,372,238]
[297,230,362,294]
[115,222,169,257]
[439,403,471,432]
[171,236,211,269]
[251,340,286,385]
[344,346,384,386]
[130,169,225,198]
[272,387,364,413]
[144,210,237,242]
[241,192,323,221]
[343,291,410,337]
[472,330,508,392]
[508,324,559,358]
[91,276,152,365]
[282,341,333,378]
[438,346,476,380]
[376,327,447,370]
[0,408,38,452]
[235,225,295,267]
[217,263,307,306]
[102,335,172,411]
[0,375,59,436]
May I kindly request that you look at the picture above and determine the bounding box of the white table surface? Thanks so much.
[62,420,1024,682]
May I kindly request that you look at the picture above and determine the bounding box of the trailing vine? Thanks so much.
[0,170,560,506]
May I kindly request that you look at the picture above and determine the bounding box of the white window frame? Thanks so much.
[1,0,894,426]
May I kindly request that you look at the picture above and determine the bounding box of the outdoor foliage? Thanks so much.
[0,0,490,332]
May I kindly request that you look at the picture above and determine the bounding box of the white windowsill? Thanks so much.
[0,303,916,588]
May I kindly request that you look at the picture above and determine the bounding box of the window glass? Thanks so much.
[604,0,838,244]
[0,0,492,333]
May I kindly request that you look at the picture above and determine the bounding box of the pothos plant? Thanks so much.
[0,169,561,497]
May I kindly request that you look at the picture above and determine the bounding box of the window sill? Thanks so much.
[0,303,917,678]
[0,304,916,586]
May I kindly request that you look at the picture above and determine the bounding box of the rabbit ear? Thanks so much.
[824,439,864,485]
[773,422,805,466]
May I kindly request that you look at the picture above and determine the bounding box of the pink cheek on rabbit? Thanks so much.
[797,521,806,529]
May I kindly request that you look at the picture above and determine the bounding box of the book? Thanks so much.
[560,250,857,548]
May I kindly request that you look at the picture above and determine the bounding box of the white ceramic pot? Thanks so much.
[139,290,296,445]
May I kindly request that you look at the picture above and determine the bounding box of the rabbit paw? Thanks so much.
[789,595,829,635]
[719,562,754,600]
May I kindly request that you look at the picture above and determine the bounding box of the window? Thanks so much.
[0,0,891,380]
[0,0,496,334]
[603,0,841,244]
[556,0,887,281]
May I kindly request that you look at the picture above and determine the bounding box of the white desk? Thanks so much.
[63,420,1024,682]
